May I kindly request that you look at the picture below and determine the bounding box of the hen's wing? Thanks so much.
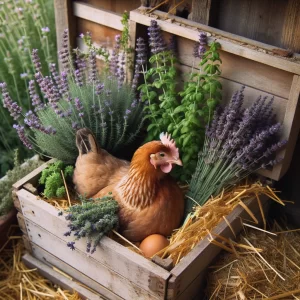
[73,128,130,198]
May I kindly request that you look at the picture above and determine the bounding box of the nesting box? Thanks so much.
[14,1,300,299]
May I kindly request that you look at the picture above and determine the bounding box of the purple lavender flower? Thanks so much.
[32,49,42,72]
[74,69,83,87]
[95,83,104,95]
[0,83,22,120]
[124,109,131,120]
[60,71,69,95]
[50,63,61,90]
[20,73,28,79]
[136,37,147,66]
[67,241,75,250]
[148,20,166,54]
[89,50,97,83]
[74,97,83,111]
[79,33,84,38]
[117,53,125,87]
[41,27,50,33]
[75,51,87,73]
[72,122,80,130]
[110,35,121,77]
[13,124,33,149]
[78,112,84,118]
[58,29,70,73]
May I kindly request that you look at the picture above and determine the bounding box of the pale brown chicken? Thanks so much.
[73,128,184,242]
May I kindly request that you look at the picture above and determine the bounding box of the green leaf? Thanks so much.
[180,126,189,134]
[173,106,186,114]
[147,123,157,131]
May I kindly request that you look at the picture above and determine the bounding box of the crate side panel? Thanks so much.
[31,242,123,300]
[168,197,267,296]
[17,188,169,298]
[22,253,104,299]
[26,218,161,300]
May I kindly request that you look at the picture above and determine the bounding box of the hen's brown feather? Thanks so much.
[73,129,185,242]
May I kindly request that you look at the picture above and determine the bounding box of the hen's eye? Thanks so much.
[159,153,165,157]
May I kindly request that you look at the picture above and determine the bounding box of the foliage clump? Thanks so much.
[136,21,222,180]
[2,29,144,164]
[60,194,119,254]
[39,161,74,199]
[0,151,42,216]
[0,0,57,176]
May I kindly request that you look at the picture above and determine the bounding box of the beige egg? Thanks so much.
[139,234,169,258]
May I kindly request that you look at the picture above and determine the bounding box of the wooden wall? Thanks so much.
[190,0,300,53]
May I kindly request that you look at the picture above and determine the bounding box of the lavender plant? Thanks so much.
[137,21,222,180]
[60,194,119,254]
[186,87,286,212]
[0,0,57,175]
[2,30,144,164]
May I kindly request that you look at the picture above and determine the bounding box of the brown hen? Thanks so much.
[73,129,185,242]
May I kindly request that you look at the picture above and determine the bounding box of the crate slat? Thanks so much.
[73,1,123,30]
[17,188,170,299]
[130,9,300,75]
[166,196,268,297]
[25,218,160,300]
[22,253,104,299]
[31,242,123,300]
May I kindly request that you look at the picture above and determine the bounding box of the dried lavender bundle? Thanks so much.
[187,87,287,211]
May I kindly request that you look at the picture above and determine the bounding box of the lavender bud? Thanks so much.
[148,20,166,54]
[13,124,33,149]
[32,49,42,72]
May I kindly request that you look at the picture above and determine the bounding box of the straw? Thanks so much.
[207,226,300,299]
[0,228,82,299]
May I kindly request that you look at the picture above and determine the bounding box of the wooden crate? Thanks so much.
[13,160,268,299]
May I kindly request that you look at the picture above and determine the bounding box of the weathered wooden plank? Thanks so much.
[13,158,56,191]
[73,1,123,30]
[54,0,76,71]
[188,0,211,24]
[214,0,287,49]
[25,218,160,300]
[168,196,268,296]
[17,188,170,299]
[280,0,300,53]
[152,8,300,58]
[264,75,300,179]
[22,253,104,300]
[130,9,300,75]
[31,243,123,300]
[176,37,293,99]
[179,64,288,123]
[17,213,27,235]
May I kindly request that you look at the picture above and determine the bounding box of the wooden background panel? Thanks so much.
[80,0,141,14]
[178,64,287,123]
[77,18,121,49]
[176,37,293,99]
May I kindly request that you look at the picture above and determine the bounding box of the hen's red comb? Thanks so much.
[159,132,179,158]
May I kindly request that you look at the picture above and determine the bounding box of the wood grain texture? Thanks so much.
[22,253,105,300]
[31,243,123,300]
[17,188,170,299]
[80,0,141,14]
[130,10,300,74]
[168,196,268,297]
[213,0,287,49]
[25,219,161,300]
[177,37,293,99]
[188,0,211,24]
[281,0,300,53]
[73,2,123,30]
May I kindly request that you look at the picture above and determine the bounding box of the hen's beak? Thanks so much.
[167,158,183,166]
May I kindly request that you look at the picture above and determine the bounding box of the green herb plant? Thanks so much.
[39,160,74,199]
[138,21,222,180]
[60,194,119,254]
[0,150,42,216]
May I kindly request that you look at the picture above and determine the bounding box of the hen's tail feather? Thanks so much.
[76,128,99,156]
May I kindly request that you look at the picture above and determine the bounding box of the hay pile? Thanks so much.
[155,182,284,265]
[207,224,300,299]
[0,227,81,299]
